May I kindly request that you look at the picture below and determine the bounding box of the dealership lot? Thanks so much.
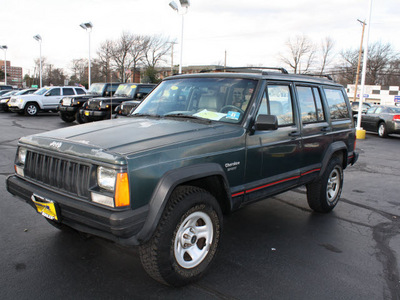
[0,112,399,299]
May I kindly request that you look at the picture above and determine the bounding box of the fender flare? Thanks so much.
[320,141,348,174]
[136,163,230,243]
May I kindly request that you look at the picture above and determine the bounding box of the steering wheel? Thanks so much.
[219,105,245,114]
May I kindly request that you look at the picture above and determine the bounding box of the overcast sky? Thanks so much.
[1,0,399,76]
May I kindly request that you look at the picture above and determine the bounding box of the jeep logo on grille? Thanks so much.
[49,141,62,149]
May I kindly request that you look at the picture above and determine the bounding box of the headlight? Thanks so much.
[94,167,130,208]
[17,147,27,165]
[15,147,27,177]
[99,101,103,107]
[97,166,117,191]
[0,99,8,103]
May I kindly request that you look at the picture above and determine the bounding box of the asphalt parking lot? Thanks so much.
[1,112,399,299]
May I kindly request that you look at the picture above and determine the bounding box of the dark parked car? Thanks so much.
[7,69,357,286]
[80,83,155,122]
[0,85,13,91]
[0,88,37,112]
[58,82,120,123]
[356,105,400,137]
[351,101,372,115]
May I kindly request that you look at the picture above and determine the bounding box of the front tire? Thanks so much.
[60,112,76,123]
[139,186,222,286]
[306,156,343,213]
[24,103,39,116]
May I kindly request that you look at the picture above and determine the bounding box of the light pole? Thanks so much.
[0,45,7,85]
[80,22,93,89]
[33,35,42,88]
[356,0,373,139]
[169,0,190,74]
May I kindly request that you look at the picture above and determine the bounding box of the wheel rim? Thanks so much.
[174,211,213,269]
[27,105,37,115]
[326,167,341,203]
[378,124,385,136]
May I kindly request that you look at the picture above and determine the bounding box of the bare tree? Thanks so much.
[97,40,115,82]
[70,58,87,83]
[319,37,335,75]
[280,35,315,74]
[335,41,399,86]
[142,35,171,68]
[129,35,148,82]
[111,32,138,82]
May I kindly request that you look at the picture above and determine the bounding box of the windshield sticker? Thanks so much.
[131,85,137,89]
[171,86,179,90]
[226,111,240,120]
[193,109,226,121]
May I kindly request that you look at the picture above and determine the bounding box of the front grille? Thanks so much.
[24,151,91,199]
[87,101,100,110]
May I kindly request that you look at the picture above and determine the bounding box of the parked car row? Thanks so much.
[1,83,156,124]
[355,104,400,137]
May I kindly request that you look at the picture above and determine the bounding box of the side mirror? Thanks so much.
[255,114,278,131]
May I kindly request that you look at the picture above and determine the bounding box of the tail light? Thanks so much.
[393,115,400,121]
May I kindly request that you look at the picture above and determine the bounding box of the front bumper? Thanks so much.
[6,175,148,245]
[80,109,111,121]
[58,105,79,113]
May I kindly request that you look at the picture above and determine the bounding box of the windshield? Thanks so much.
[114,84,137,97]
[88,83,105,95]
[34,87,51,95]
[2,90,17,97]
[133,77,257,124]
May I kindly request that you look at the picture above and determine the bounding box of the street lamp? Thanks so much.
[33,35,42,88]
[80,22,93,89]
[169,0,190,74]
[0,45,8,85]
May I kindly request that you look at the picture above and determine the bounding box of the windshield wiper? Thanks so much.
[164,113,212,123]
[131,113,161,118]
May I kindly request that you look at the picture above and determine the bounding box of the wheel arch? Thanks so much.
[136,163,231,243]
[320,141,348,175]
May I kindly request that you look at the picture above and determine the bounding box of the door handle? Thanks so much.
[321,126,331,132]
[289,131,301,137]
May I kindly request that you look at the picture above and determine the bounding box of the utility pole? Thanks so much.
[353,19,366,102]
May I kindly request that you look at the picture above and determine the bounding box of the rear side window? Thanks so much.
[75,88,86,95]
[63,88,74,96]
[323,88,350,120]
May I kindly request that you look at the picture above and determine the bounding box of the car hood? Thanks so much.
[19,117,242,164]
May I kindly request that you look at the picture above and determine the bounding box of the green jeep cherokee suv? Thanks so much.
[6,69,358,286]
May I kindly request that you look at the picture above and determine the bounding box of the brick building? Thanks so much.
[0,60,23,88]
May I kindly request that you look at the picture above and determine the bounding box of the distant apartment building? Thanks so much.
[0,60,23,88]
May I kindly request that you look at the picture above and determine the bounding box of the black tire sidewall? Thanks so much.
[143,186,222,286]
[25,103,38,116]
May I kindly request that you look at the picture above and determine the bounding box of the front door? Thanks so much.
[245,82,302,203]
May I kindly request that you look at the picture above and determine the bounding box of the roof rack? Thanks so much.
[300,73,334,81]
[212,67,289,75]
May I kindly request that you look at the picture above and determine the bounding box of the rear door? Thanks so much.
[42,88,62,109]
[295,85,331,180]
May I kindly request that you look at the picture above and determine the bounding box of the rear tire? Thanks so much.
[378,122,388,138]
[139,186,222,287]
[306,156,343,213]
[24,103,39,116]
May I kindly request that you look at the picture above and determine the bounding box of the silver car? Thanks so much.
[358,105,400,137]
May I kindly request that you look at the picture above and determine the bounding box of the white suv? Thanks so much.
[8,86,86,116]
